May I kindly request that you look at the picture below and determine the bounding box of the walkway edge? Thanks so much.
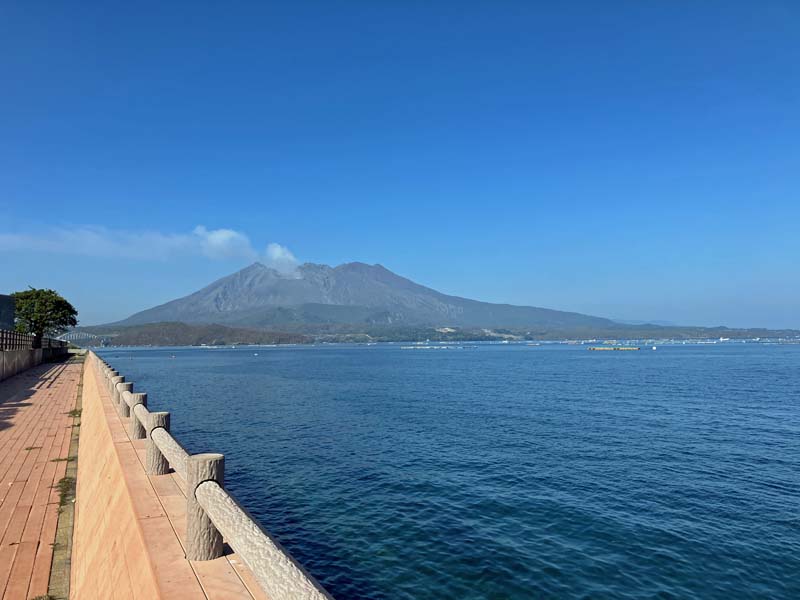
[47,354,84,599]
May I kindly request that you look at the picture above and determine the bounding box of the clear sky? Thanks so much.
[1,2,798,328]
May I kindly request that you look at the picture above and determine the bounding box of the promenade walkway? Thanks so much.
[0,358,80,599]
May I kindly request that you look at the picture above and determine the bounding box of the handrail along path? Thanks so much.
[96,353,333,600]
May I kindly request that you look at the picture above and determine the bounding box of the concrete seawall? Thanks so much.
[70,355,162,598]
[81,351,336,599]
[72,353,283,599]
[0,347,69,382]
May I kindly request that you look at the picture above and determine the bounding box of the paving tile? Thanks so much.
[3,540,36,599]
[28,506,58,597]
[193,555,261,598]
[0,543,18,595]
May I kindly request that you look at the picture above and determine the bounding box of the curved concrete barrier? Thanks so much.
[95,352,334,599]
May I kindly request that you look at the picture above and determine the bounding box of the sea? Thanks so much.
[98,342,799,599]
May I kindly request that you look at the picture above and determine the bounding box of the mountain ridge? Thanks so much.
[113,261,617,330]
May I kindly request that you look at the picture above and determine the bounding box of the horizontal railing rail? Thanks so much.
[0,329,69,351]
[195,479,331,599]
[151,428,189,480]
[95,353,333,600]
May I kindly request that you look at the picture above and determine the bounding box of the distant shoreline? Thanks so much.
[72,320,800,348]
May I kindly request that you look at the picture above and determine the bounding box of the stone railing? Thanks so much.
[94,354,334,600]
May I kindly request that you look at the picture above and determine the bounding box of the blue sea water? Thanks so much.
[99,343,800,599]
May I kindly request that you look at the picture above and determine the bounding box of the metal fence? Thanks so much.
[96,354,334,600]
[0,329,69,351]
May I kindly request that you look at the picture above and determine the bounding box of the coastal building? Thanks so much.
[0,294,14,329]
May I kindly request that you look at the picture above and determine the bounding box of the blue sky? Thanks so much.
[1,2,798,328]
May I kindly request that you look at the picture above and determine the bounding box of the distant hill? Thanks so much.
[78,319,799,346]
[83,322,309,347]
[614,319,678,327]
[114,262,616,330]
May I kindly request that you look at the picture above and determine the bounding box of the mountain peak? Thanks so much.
[114,260,615,330]
[244,261,268,270]
[336,261,390,272]
[237,261,283,277]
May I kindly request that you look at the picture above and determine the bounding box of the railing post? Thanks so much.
[108,371,119,393]
[117,382,133,417]
[110,376,124,405]
[186,453,225,561]
[146,412,171,475]
[129,393,148,439]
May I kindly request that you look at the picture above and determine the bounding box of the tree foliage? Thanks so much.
[12,288,78,344]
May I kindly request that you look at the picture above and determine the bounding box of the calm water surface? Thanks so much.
[99,343,799,599]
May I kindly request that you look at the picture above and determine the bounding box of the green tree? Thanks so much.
[12,288,78,348]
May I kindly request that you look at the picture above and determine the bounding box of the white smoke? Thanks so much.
[264,242,299,272]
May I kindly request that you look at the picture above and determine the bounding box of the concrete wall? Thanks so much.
[0,347,69,382]
[71,357,162,600]
[0,349,42,382]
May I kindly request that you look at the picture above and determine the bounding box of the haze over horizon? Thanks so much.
[2,2,798,329]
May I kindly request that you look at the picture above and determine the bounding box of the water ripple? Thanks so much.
[101,343,800,599]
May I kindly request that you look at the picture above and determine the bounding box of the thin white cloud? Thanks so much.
[0,225,297,268]
[0,226,193,260]
[193,226,257,260]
